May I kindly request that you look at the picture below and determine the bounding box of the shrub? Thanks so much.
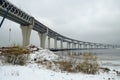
[79,52,99,74]
[2,46,30,65]
[56,61,73,72]
[5,54,29,65]
[53,52,99,74]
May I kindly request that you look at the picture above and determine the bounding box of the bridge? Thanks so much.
[0,0,119,50]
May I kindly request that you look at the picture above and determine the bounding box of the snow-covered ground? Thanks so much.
[0,46,120,80]
[0,64,119,80]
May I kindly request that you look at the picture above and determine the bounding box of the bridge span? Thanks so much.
[0,0,119,50]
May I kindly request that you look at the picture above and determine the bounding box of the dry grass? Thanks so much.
[1,46,29,55]
[37,52,99,74]
[80,52,99,74]
[1,46,30,65]
[55,61,74,72]
[54,53,99,74]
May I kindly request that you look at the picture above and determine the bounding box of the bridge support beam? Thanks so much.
[48,37,50,49]
[91,45,93,49]
[60,40,63,49]
[72,43,74,49]
[38,32,47,49]
[54,38,57,49]
[79,44,82,49]
[96,45,99,48]
[94,45,97,49]
[89,45,91,48]
[87,44,89,49]
[20,25,33,47]
[67,42,70,49]
[84,44,87,49]
[74,43,76,49]
[78,44,80,49]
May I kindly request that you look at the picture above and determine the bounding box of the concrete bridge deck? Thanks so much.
[49,48,109,51]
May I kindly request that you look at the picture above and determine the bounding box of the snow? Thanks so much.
[33,49,58,61]
[0,64,119,80]
[0,46,120,80]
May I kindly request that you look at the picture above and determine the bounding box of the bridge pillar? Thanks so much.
[20,25,33,47]
[88,44,91,49]
[48,37,51,49]
[77,42,80,49]
[72,43,74,49]
[79,44,82,49]
[38,32,47,49]
[83,43,85,49]
[74,43,76,49]
[60,40,63,49]
[54,38,57,49]
[104,45,107,49]
[96,45,99,49]
[91,45,93,49]
[67,42,70,49]
[78,44,79,49]
[94,45,97,49]
[89,45,91,49]
[97,45,99,48]
[84,44,87,49]
[93,45,96,48]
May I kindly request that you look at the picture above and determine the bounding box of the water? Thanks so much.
[55,48,120,60]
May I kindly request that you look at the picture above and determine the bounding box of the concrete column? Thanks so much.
[84,44,87,49]
[48,37,50,49]
[54,38,57,49]
[20,25,33,47]
[94,45,97,48]
[83,44,85,49]
[72,43,74,49]
[96,45,99,48]
[100,45,103,48]
[90,45,91,48]
[60,40,63,49]
[93,45,95,48]
[81,44,83,49]
[104,45,107,48]
[67,42,69,49]
[91,45,93,49]
[74,43,76,49]
[69,42,72,49]
[38,32,47,49]
[67,42,70,49]
[78,44,80,49]
[88,44,91,49]
[79,44,82,49]
[69,42,71,49]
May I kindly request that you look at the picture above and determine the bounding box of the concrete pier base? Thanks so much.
[20,25,33,47]
[54,38,57,49]
[60,40,63,49]
[48,37,50,49]
[67,42,70,49]
[74,43,76,49]
[38,32,47,49]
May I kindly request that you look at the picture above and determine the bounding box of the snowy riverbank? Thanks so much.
[0,46,120,80]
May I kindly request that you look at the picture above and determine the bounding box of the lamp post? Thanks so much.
[9,28,11,42]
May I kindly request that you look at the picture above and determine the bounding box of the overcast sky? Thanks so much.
[0,0,120,47]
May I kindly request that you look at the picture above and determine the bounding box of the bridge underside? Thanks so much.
[50,48,109,51]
